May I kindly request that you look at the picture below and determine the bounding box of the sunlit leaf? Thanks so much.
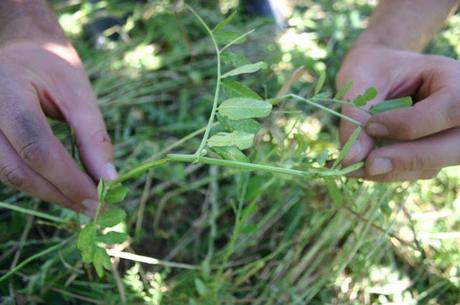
[222,62,266,78]
[369,96,413,115]
[222,79,261,100]
[218,98,272,120]
[208,131,255,150]
[97,208,126,229]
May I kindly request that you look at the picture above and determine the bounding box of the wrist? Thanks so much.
[352,31,413,52]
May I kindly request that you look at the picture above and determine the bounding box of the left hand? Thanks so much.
[337,45,460,181]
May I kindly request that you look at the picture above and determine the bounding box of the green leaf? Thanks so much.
[324,177,342,207]
[242,201,257,218]
[217,113,261,134]
[213,10,237,33]
[314,70,327,95]
[105,185,129,204]
[353,87,378,106]
[241,224,257,234]
[96,231,129,244]
[208,131,255,150]
[294,133,308,154]
[316,149,330,166]
[97,208,126,229]
[93,246,111,278]
[218,98,272,120]
[221,52,250,67]
[222,79,261,100]
[77,223,96,263]
[334,80,353,100]
[221,62,267,78]
[194,278,207,297]
[97,180,107,202]
[369,96,413,115]
[215,30,244,45]
[333,127,362,168]
[210,146,249,162]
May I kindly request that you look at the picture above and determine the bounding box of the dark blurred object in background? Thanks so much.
[241,0,286,29]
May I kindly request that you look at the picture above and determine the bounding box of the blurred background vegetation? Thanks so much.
[0,0,459,304]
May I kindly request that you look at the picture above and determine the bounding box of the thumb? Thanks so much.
[70,108,117,182]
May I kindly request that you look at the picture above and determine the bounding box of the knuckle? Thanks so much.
[19,141,49,165]
[396,121,416,140]
[0,165,28,189]
[444,92,460,127]
[427,55,455,67]
[91,129,112,146]
[406,154,428,171]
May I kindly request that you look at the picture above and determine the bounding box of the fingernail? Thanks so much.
[105,163,118,181]
[366,123,389,137]
[82,199,98,217]
[344,141,362,163]
[368,158,392,176]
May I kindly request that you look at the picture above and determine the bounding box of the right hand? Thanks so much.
[0,41,115,216]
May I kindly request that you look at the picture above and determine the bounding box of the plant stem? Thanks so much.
[219,29,255,53]
[109,154,364,186]
[186,4,222,160]
[110,158,170,186]
[106,249,199,270]
[275,94,364,127]
[0,202,66,224]
[169,153,318,177]
[149,123,218,160]
[0,237,72,283]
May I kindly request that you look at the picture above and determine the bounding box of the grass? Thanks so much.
[1,0,460,304]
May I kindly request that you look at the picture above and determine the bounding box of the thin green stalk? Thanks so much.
[110,158,170,186]
[169,153,317,177]
[311,97,354,107]
[0,238,72,283]
[109,154,363,187]
[0,202,66,224]
[219,29,255,53]
[149,122,218,160]
[275,94,364,127]
[185,4,222,160]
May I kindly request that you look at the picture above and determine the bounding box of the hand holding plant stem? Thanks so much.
[337,0,460,181]
[78,5,415,277]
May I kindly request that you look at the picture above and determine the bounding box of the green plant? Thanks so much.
[2,2,459,304]
[74,4,413,278]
